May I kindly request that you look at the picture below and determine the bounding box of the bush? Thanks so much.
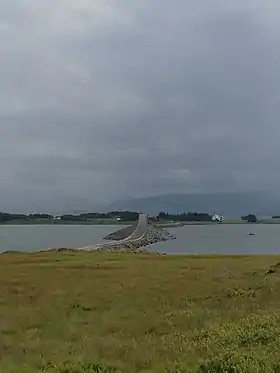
[193,313,280,349]
[197,352,274,373]
[41,361,118,373]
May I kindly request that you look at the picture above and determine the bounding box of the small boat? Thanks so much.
[249,233,255,236]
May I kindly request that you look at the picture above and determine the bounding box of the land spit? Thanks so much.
[95,224,176,253]
[75,214,176,252]
[8,214,176,254]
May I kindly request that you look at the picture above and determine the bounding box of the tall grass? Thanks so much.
[0,252,280,372]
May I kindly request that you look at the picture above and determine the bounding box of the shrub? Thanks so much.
[197,352,273,373]
[41,361,118,373]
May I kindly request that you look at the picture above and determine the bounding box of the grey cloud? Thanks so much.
[0,0,280,212]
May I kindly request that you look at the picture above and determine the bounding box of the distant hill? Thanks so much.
[105,192,280,217]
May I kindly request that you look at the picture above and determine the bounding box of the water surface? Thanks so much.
[151,224,280,254]
[0,225,125,252]
[1,224,280,254]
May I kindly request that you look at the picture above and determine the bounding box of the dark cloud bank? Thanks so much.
[1,0,280,213]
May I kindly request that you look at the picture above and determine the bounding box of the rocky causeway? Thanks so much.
[94,214,176,252]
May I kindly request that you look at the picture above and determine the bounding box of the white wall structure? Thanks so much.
[212,214,224,222]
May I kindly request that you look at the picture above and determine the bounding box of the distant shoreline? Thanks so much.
[0,221,133,226]
[1,220,280,226]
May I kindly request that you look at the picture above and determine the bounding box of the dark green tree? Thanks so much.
[241,214,257,223]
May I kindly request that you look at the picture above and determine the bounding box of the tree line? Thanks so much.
[156,212,213,222]
[0,211,214,223]
[0,211,267,224]
[0,211,139,223]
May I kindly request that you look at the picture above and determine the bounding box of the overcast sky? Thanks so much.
[1,0,280,212]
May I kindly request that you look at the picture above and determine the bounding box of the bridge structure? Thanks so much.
[81,213,149,251]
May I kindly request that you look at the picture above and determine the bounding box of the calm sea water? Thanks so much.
[0,224,280,254]
[151,224,280,254]
[0,225,126,252]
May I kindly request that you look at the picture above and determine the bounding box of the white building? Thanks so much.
[212,214,224,222]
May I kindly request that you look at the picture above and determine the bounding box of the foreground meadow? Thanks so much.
[0,252,280,372]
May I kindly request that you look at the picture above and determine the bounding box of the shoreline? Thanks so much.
[2,249,280,256]
[1,221,280,225]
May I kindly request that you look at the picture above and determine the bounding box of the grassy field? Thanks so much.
[1,252,280,372]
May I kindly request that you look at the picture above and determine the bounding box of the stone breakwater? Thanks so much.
[95,226,175,253]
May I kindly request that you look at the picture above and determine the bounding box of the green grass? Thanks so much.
[1,252,280,372]
[222,218,245,224]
